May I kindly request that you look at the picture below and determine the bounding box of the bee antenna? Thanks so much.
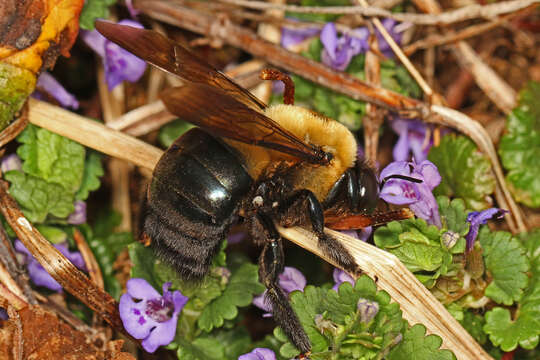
[379,174,423,190]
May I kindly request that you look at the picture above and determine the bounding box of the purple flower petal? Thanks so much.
[332,268,355,291]
[239,348,276,360]
[120,278,188,353]
[82,20,147,90]
[380,160,442,226]
[125,0,140,18]
[281,23,319,49]
[126,278,161,300]
[67,200,86,225]
[390,119,432,162]
[35,72,79,109]
[465,208,508,251]
[357,298,379,323]
[1,154,22,173]
[340,227,372,242]
[253,267,305,316]
[320,23,338,60]
[15,240,86,291]
[278,266,306,293]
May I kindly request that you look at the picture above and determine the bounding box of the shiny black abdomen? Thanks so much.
[142,128,253,279]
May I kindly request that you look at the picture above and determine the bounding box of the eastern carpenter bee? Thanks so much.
[96,20,417,358]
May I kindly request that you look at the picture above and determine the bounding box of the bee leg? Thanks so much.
[283,190,359,274]
[254,213,312,356]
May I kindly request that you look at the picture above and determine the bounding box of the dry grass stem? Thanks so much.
[27,98,162,172]
[216,0,539,25]
[0,110,28,148]
[0,260,25,302]
[277,226,493,360]
[73,229,104,290]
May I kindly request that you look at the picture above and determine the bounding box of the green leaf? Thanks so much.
[459,310,486,345]
[276,275,405,359]
[386,324,455,360]
[479,228,529,305]
[17,124,86,192]
[176,337,226,360]
[75,152,104,200]
[5,170,75,223]
[128,242,161,290]
[428,135,495,211]
[158,119,194,148]
[437,196,470,237]
[484,230,540,351]
[374,219,451,287]
[36,225,67,244]
[79,0,117,30]
[499,82,540,208]
[212,327,252,359]
[197,262,264,332]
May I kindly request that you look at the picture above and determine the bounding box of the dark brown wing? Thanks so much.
[94,20,266,111]
[161,84,329,164]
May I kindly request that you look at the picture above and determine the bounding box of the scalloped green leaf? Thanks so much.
[158,119,194,148]
[75,152,104,200]
[5,170,75,223]
[17,124,85,192]
[176,337,225,360]
[479,228,529,305]
[428,135,495,210]
[276,275,405,359]
[386,324,455,360]
[460,310,486,345]
[485,230,540,351]
[374,219,451,287]
[197,262,264,332]
[499,81,540,208]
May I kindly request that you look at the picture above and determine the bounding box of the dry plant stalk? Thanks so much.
[26,100,491,359]
[216,0,538,25]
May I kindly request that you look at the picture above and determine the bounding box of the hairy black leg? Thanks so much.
[253,213,311,356]
[282,190,359,274]
[322,169,359,210]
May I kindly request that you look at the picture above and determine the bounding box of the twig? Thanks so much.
[135,0,425,113]
[0,282,27,311]
[0,180,134,340]
[0,222,36,304]
[215,0,539,25]
[403,6,536,55]
[0,109,28,148]
[277,226,493,360]
[0,260,25,301]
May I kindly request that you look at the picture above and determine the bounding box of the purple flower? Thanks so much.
[0,308,8,320]
[391,118,432,162]
[239,348,276,360]
[357,298,379,323]
[67,201,87,225]
[33,72,79,109]
[119,278,188,353]
[281,22,320,49]
[376,19,403,57]
[15,240,86,292]
[253,267,306,316]
[321,22,367,71]
[380,160,442,227]
[465,208,508,251]
[1,154,22,173]
[340,226,372,242]
[332,268,355,291]
[82,20,147,90]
